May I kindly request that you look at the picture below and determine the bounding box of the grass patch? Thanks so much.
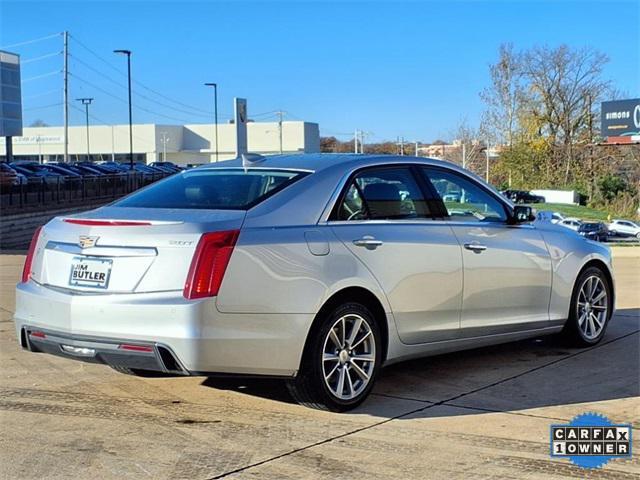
[527,203,611,221]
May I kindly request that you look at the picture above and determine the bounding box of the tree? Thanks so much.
[29,119,49,127]
[522,45,610,183]
[480,43,524,147]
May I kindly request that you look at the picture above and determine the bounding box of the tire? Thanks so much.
[562,266,612,347]
[287,302,382,412]
[636,232,640,240]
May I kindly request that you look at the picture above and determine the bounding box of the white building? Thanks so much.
[0,121,320,166]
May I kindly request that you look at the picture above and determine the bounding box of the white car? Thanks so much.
[608,219,640,239]
[558,218,582,231]
[549,212,566,224]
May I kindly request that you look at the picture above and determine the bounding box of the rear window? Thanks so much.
[113,168,307,210]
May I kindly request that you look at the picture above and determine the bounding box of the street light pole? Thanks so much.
[76,97,93,161]
[114,49,133,168]
[204,83,218,162]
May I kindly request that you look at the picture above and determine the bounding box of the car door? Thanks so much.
[421,166,552,336]
[329,165,463,344]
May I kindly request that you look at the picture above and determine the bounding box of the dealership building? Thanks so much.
[0,120,320,165]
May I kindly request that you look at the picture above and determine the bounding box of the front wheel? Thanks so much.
[562,266,612,347]
[287,303,382,412]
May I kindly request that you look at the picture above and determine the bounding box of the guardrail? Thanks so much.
[0,172,169,214]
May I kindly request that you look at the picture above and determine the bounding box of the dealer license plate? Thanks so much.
[69,257,112,289]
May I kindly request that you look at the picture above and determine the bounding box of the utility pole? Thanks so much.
[398,136,405,155]
[354,129,359,154]
[415,141,419,157]
[204,83,219,161]
[76,98,93,161]
[63,31,69,163]
[276,110,285,154]
[160,132,169,162]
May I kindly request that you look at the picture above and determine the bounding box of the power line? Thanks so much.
[68,34,216,116]
[24,102,62,111]
[22,70,60,83]
[22,51,62,64]
[70,72,211,124]
[0,32,61,50]
[24,89,60,100]
[70,54,216,119]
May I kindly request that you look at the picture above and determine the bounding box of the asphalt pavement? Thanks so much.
[0,248,638,479]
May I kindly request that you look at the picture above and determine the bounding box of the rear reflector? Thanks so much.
[29,331,46,339]
[183,230,240,300]
[63,219,152,226]
[118,344,154,352]
[21,226,43,283]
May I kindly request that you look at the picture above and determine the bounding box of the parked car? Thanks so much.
[502,189,546,204]
[578,222,608,242]
[0,162,23,186]
[558,218,582,231]
[149,161,182,173]
[608,219,640,239]
[14,154,615,412]
[9,163,64,185]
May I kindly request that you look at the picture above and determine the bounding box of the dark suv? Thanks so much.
[502,189,546,204]
[578,222,608,242]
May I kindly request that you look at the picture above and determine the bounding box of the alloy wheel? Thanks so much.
[576,275,608,340]
[322,314,376,400]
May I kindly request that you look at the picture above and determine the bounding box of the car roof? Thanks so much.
[197,153,463,174]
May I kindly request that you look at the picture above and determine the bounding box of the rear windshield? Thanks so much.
[113,168,308,210]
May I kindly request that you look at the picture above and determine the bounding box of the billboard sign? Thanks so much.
[0,51,23,137]
[601,98,640,138]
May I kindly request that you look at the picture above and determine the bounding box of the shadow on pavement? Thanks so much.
[200,309,640,416]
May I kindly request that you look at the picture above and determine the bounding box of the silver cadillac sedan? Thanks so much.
[14,154,614,411]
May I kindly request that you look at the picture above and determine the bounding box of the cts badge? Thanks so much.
[78,235,98,249]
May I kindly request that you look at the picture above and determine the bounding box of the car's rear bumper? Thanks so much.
[14,281,313,377]
[20,326,187,374]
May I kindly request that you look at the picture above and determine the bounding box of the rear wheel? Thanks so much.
[562,266,612,346]
[287,303,382,411]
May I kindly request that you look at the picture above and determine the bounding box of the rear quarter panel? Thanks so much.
[216,226,391,315]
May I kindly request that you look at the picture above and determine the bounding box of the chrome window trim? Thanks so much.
[319,161,517,226]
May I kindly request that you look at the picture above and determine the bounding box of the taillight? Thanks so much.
[183,230,240,300]
[63,219,151,226]
[21,226,42,283]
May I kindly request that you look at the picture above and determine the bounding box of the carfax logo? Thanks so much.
[551,412,632,469]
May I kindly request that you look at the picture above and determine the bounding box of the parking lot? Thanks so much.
[0,248,638,480]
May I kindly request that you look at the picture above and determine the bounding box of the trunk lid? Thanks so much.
[32,206,245,294]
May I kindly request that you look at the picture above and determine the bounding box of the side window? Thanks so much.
[336,167,432,220]
[422,167,507,223]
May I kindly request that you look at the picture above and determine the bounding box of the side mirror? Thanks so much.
[511,205,535,223]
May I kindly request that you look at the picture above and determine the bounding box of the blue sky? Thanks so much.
[2,0,639,141]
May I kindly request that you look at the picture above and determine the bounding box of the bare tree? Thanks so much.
[522,45,610,183]
[480,44,524,147]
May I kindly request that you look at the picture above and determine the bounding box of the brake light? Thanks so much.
[118,344,153,352]
[63,219,152,226]
[21,226,42,283]
[183,230,240,299]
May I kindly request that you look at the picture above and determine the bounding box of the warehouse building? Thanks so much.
[0,120,320,166]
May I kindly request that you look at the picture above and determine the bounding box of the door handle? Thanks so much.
[353,236,383,250]
[463,242,487,253]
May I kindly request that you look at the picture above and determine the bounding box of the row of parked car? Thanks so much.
[543,212,640,242]
[0,161,183,186]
